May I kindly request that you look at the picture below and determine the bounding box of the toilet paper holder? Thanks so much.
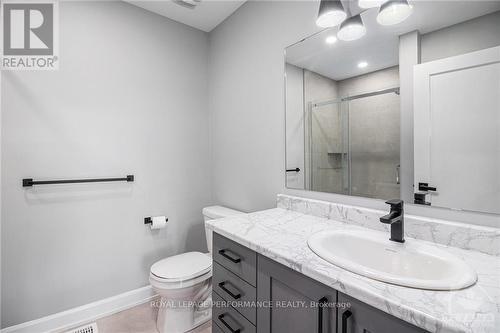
[144,216,168,225]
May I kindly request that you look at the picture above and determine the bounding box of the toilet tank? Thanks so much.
[203,206,244,254]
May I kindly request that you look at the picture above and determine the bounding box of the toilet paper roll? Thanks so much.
[150,216,167,230]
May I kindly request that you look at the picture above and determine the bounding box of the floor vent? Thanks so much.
[64,322,98,333]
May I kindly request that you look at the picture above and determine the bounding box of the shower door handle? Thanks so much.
[396,165,400,185]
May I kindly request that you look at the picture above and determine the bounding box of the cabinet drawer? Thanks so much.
[213,233,257,286]
[212,322,224,333]
[213,262,256,324]
[213,292,256,333]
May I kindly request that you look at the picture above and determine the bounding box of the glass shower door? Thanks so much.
[307,99,349,194]
[347,91,400,199]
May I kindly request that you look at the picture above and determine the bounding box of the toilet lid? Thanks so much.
[151,252,212,281]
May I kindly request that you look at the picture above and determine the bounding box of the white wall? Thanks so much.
[208,1,500,226]
[1,1,211,327]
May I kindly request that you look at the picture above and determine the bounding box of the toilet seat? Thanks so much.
[150,252,212,289]
[150,270,212,289]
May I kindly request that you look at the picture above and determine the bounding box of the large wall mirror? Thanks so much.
[285,1,500,214]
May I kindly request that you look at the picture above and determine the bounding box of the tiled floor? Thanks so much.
[90,299,212,333]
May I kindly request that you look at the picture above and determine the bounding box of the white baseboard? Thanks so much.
[1,286,156,333]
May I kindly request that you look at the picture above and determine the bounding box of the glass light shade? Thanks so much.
[316,0,347,28]
[358,0,387,9]
[337,15,366,41]
[377,0,413,26]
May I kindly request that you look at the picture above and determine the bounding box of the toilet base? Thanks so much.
[156,294,211,333]
[149,252,213,333]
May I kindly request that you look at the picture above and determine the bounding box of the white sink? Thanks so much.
[307,229,477,290]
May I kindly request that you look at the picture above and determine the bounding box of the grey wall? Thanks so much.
[2,1,500,328]
[209,1,320,212]
[421,10,500,62]
[284,64,305,190]
[399,31,420,205]
[209,1,500,226]
[1,1,211,327]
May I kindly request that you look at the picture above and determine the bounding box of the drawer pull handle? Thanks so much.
[218,281,242,300]
[218,313,241,333]
[218,249,241,263]
[341,309,352,333]
[318,297,328,333]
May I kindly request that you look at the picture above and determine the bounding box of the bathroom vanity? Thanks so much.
[221,5,500,332]
[212,232,426,333]
[208,195,500,333]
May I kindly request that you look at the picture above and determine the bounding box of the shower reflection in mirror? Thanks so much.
[285,6,500,215]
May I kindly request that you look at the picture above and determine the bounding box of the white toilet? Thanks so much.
[149,206,243,333]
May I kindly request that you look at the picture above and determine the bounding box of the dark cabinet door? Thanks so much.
[257,254,337,333]
[337,292,428,333]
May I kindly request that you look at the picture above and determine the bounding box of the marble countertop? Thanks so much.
[206,208,500,333]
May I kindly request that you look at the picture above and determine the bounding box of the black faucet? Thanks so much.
[380,199,405,243]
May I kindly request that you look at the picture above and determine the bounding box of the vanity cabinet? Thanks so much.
[257,254,337,333]
[212,233,428,333]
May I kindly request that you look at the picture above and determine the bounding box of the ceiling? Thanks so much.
[286,1,500,81]
[125,0,247,32]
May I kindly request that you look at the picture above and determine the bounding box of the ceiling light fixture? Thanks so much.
[358,0,387,9]
[337,14,366,41]
[358,61,368,68]
[325,35,338,44]
[377,0,413,26]
[316,0,347,28]
[315,0,413,43]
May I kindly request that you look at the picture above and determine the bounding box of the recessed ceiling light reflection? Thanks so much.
[325,36,338,44]
[358,61,368,68]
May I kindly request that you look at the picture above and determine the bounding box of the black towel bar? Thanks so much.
[22,175,134,187]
